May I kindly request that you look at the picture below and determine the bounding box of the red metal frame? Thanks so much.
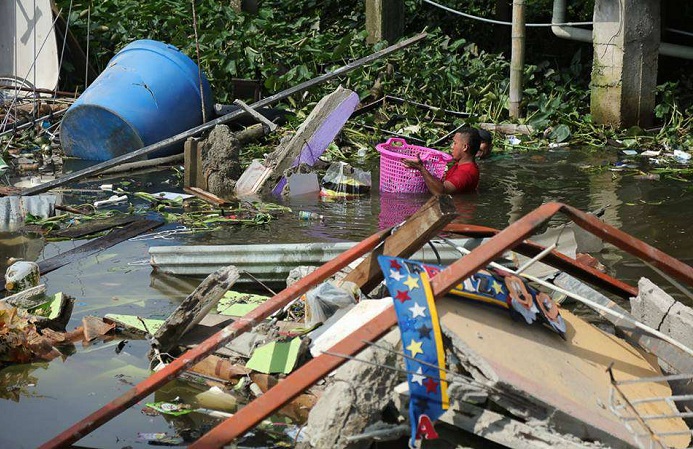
[38,228,390,449]
[189,202,692,448]
[42,202,692,448]
[442,223,638,298]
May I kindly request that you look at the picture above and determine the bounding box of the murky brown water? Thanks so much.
[0,146,691,448]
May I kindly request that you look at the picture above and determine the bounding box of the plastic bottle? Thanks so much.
[298,211,324,221]
[4,260,40,293]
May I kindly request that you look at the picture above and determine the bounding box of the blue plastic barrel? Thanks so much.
[60,40,214,161]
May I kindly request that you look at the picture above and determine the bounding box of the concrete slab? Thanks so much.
[438,297,690,449]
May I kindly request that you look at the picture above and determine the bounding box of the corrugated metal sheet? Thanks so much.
[0,195,57,231]
[149,238,476,283]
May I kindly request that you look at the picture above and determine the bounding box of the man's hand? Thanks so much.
[402,154,424,171]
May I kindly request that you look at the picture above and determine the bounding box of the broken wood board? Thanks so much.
[153,266,240,354]
[52,215,137,239]
[232,86,359,197]
[342,195,458,294]
[183,187,233,207]
[437,297,691,449]
[104,314,165,335]
[37,219,163,275]
[269,86,359,196]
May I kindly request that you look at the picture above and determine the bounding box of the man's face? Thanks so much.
[478,141,492,159]
[451,133,468,160]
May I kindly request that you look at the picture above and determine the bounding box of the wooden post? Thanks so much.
[509,0,526,119]
[184,137,205,190]
[366,0,404,44]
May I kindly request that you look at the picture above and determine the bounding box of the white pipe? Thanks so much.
[552,0,693,60]
[446,240,693,359]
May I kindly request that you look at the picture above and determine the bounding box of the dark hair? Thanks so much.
[457,127,481,157]
[478,129,492,144]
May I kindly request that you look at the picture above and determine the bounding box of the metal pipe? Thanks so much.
[442,223,638,298]
[551,0,693,60]
[509,0,526,119]
[187,202,692,447]
[21,33,428,196]
[38,228,390,449]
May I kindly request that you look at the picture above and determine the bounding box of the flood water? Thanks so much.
[0,146,691,448]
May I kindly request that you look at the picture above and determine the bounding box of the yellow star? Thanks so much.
[406,339,424,358]
[491,280,503,295]
[404,275,420,290]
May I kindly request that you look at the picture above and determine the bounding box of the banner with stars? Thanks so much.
[377,255,449,448]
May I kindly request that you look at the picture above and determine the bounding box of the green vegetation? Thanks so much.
[54,0,692,169]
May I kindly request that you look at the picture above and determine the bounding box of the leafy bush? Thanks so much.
[54,0,691,152]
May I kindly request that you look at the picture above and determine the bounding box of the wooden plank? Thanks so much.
[23,33,427,197]
[184,138,204,189]
[52,215,137,239]
[37,219,163,274]
[184,187,231,207]
[342,195,458,293]
[438,299,690,449]
[153,266,240,355]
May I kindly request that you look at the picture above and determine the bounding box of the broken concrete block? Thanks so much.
[661,302,693,351]
[301,329,401,449]
[201,125,242,199]
[630,277,677,329]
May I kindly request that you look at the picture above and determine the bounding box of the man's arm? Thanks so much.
[402,157,457,195]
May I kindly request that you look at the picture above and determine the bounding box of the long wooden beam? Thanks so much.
[22,33,427,196]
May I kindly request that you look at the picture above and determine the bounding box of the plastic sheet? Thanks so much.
[320,162,371,197]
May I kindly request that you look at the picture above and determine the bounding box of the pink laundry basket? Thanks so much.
[376,137,453,193]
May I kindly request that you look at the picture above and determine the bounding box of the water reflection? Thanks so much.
[0,147,690,447]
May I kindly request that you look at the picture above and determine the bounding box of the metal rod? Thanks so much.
[183,202,689,447]
[21,33,427,196]
[642,259,693,301]
[515,242,557,274]
[38,228,389,449]
[443,238,693,358]
[613,373,693,385]
[631,394,693,405]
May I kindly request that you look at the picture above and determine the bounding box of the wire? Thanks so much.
[666,27,693,38]
[422,0,593,27]
[56,0,74,102]
[191,0,207,123]
[85,5,91,90]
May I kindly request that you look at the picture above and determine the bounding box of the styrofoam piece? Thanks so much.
[309,298,392,358]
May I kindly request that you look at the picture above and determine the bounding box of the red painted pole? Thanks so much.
[443,223,638,298]
[38,229,389,449]
[190,202,566,447]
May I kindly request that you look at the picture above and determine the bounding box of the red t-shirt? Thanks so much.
[444,161,479,193]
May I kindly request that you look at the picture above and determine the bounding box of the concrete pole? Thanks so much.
[230,0,258,13]
[509,0,526,119]
[366,0,404,44]
[591,0,660,128]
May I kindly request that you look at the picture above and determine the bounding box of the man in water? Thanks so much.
[402,127,480,195]
[477,128,493,159]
